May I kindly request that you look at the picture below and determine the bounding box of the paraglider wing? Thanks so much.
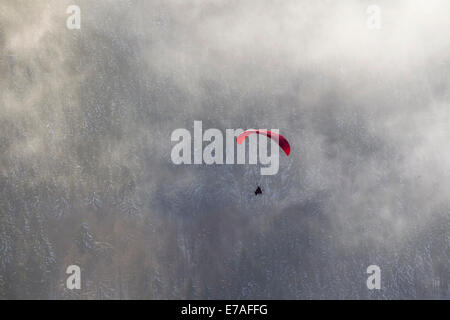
[236,130,291,156]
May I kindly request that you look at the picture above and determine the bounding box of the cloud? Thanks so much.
[0,0,448,298]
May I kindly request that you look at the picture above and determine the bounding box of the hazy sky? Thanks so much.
[1,0,449,299]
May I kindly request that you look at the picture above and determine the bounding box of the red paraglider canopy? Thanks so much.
[236,130,291,156]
